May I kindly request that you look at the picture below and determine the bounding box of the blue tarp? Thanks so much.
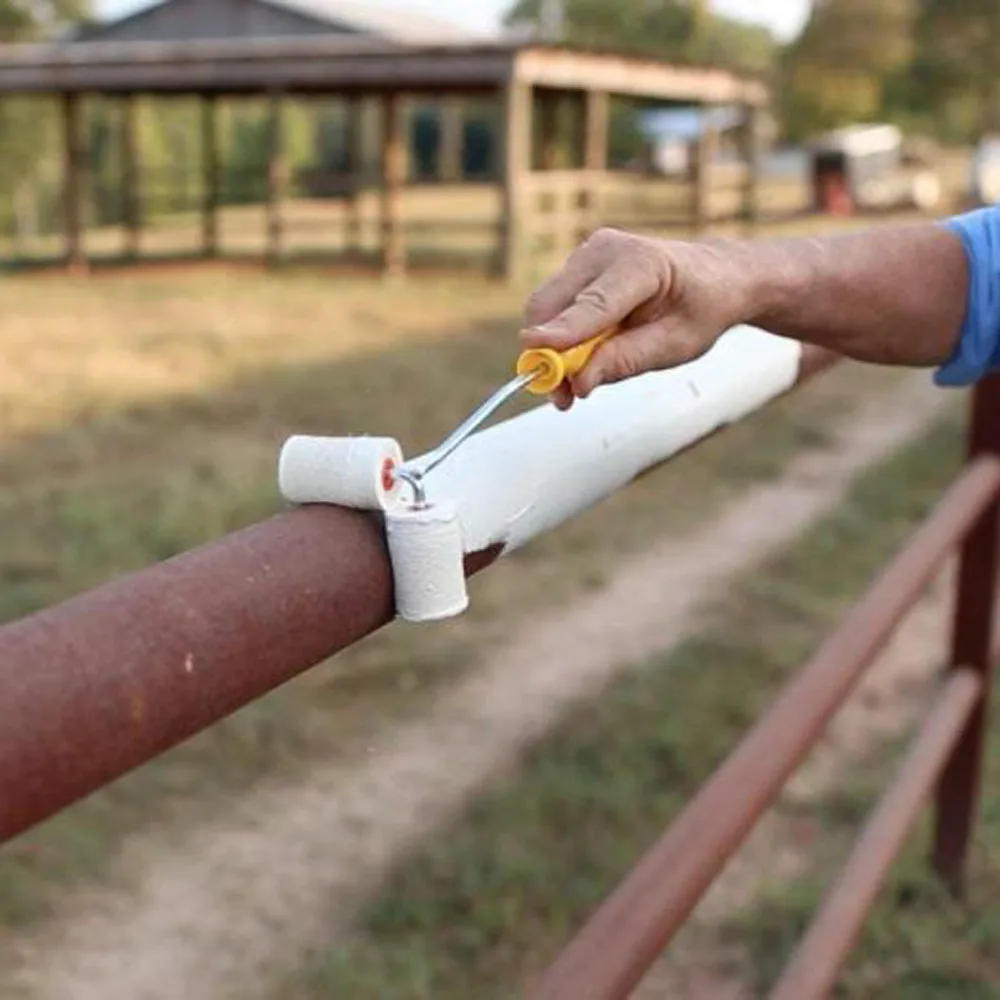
[637,106,744,141]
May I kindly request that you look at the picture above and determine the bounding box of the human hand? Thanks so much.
[520,228,753,410]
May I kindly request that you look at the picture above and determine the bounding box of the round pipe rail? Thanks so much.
[770,667,982,1000]
[528,454,1000,1000]
[0,340,834,844]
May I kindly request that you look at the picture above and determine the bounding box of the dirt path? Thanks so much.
[5,373,949,1000]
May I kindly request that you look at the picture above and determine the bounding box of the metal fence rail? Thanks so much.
[1,364,998,1000]
[770,667,982,1000]
[0,504,499,843]
[530,375,1000,1000]
[0,343,834,845]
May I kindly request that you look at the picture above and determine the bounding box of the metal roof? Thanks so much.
[70,0,484,46]
[809,123,903,156]
[266,0,486,43]
[0,37,769,105]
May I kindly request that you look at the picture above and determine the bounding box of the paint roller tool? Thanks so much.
[278,327,616,623]
[393,327,618,506]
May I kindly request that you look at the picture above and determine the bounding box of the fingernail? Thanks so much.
[530,318,565,336]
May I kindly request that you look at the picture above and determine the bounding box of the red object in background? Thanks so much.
[816,167,854,215]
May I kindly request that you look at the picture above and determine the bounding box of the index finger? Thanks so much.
[521,255,662,351]
[523,231,612,328]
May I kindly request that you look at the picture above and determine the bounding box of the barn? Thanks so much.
[0,0,769,278]
[70,0,482,45]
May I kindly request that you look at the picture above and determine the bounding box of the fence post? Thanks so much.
[932,374,1000,891]
[265,89,286,268]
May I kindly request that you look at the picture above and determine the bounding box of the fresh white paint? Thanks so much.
[419,326,802,556]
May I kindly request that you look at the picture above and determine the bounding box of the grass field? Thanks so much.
[0,256,914,937]
[0,193,992,997]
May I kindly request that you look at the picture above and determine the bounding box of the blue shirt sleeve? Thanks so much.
[935,206,1000,387]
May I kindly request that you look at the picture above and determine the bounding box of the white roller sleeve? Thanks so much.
[278,435,406,512]
[386,501,469,622]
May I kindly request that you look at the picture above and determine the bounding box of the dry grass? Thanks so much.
[1,179,977,958]
[0,153,981,993]
[0,250,914,935]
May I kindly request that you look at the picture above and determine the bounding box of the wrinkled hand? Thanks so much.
[520,228,752,410]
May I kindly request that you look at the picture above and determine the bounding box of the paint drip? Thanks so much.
[278,435,406,511]
[385,501,468,622]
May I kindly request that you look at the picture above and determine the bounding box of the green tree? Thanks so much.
[503,0,776,75]
[909,0,1000,137]
[0,1,93,245]
[0,0,89,41]
[690,17,775,77]
[782,0,915,140]
[506,0,693,59]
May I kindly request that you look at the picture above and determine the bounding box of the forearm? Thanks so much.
[732,223,968,369]
[522,208,1000,401]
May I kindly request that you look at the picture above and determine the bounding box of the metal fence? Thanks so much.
[529,374,1000,999]
[1,365,998,999]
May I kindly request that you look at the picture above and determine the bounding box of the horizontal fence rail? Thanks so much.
[0,341,834,845]
[3,359,999,1000]
[529,380,1000,1000]
[770,667,983,1000]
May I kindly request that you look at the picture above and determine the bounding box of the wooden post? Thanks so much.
[538,88,560,170]
[439,95,464,183]
[265,91,286,267]
[741,103,762,235]
[201,94,219,257]
[380,92,406,280]
[584,89,609,172]
[690,106,716,235]
[61,92,86,274]
[344,94,364,254]
[582,88,609,240]
[120,94,141,259]
[932,376,1000,893]
[497,79,532,282]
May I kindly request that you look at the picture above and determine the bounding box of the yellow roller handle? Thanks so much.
[516,327,619,395]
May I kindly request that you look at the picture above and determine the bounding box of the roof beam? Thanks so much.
[0,39,515,93]
[516,46,769,106]
[0,39,766,105]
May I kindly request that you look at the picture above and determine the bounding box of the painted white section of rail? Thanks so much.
[420,325,803,556]
[277,326,803,620]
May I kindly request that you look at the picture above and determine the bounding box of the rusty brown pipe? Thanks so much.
[0,502,498,844]
[0,507,389,842]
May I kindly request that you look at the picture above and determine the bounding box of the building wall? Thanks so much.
[77,0,359,43]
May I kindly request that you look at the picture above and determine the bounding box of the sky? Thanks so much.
[97,0,811,41]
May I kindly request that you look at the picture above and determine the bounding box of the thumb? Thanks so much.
[569,326,664,397]
[570,321,712,397]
